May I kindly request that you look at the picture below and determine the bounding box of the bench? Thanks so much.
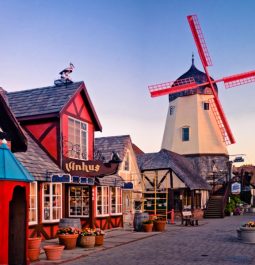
[182,209,202,226]
[181,211,192,226]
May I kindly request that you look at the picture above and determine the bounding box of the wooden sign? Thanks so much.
[62,157,120,177]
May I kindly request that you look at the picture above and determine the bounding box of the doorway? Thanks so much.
[8,186,26,265]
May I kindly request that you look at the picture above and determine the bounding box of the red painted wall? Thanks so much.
[0,181,30,265]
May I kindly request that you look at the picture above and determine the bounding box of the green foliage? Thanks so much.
[225,195,243,215]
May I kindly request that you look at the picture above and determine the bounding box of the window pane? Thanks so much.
[182,127,189,141]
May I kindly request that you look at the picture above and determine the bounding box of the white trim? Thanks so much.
[110,187,122,215]
[68,116,88,160]
[96,186,109,217]
[42,183,62,223]
[29,181,38,225]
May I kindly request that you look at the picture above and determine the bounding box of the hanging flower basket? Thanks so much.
[43,245,64,260]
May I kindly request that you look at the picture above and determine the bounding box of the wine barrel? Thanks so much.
[59,218,81,229]
[133,212,149,232]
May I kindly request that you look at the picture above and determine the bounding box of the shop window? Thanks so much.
[69,186,90,217]
[123,153,130,171]
[29,182,38,225]
[182,127,190,141]
[194,192,202,208]
[42,183,62,222]
[111,187,122,214]
[96,186,109,216]
[68,117,88,160]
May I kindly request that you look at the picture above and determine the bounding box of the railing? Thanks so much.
[221,182,231,217]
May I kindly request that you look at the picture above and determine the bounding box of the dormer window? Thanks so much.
[68,117,88,160]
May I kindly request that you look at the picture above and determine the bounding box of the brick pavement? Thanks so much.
[34,213,255,265]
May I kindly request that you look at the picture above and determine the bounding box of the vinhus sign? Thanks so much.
[62,157,120,177]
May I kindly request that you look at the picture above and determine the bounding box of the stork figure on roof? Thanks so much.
[59,63,75,81]
[148,15,255,180]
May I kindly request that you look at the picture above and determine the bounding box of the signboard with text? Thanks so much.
[231,182,241,194]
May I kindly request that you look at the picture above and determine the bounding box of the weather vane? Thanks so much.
[54,63,75,85]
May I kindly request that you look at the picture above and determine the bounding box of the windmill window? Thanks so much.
[182,127,190,141]
[204,102,210,110]
[169,106,175,115]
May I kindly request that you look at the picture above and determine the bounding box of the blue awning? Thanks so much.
[0,143,34,182]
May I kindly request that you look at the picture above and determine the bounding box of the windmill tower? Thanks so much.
[149,15,255,180]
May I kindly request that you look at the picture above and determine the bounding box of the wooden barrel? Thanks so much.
[133,212,149,232]
[59,218,81,229]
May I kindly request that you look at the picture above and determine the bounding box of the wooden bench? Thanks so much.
[182,209,203,226]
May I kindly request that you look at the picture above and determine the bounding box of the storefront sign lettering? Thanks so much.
[65,161,100,173]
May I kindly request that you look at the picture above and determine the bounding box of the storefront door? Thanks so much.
[8,186,26,265]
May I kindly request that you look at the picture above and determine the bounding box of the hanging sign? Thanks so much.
[231,182,241,194]
[62,157,120,177]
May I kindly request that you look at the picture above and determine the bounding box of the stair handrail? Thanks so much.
[221,181,231,217]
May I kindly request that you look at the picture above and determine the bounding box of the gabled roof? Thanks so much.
[94,135,132,162]
[137,149,211,190]
[0,143,33,182]
[14,132,63,181]
[0,92,27,152]
[7,81,102,131]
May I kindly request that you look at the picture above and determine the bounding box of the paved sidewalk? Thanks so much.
[32,228,161,265]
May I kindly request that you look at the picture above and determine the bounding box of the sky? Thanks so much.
[1,0,255,164]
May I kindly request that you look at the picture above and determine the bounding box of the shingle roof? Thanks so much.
[0,92,27,152]
[14,132,63,181]
[137,149,211,190]
[7,81,83,118]
[94,135,131,162]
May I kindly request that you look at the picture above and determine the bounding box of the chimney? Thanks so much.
[0,87,9,105]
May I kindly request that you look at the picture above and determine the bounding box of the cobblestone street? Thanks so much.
[64,214,255,265]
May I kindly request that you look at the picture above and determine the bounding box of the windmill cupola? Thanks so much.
[169,55,218,102]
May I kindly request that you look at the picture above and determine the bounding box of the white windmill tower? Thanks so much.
[148,15,255,180]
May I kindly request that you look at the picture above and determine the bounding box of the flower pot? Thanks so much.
[43,245,64,260]
[95,235,104,246]
[58,234,78,250]
[28,237,42,249]
[28,248,40,262]
[80,235,96,248]
[143,223,153,232]
[154,221,166,232]
[239,226,255,243]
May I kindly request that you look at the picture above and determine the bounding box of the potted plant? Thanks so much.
[43,245,65,260]
[57,226,80,250]
[142,219,153,232]
[95,228,105,246]
[237,221,255,243]
[80,228,96,248]
[28,237,42,261]
[153,218,166,232]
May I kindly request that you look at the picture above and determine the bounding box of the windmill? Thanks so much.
[148,15,255,179]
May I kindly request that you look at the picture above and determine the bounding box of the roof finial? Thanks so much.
[192,53,194,66]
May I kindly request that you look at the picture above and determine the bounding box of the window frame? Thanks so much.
[68,116,88,160]
[110,187,122,215]
[96,186,109,217]
[42,183,62,223]
[182,127,190,142]
[203,102,210,110]
[29,181,38,225]
[69,186,90,217]
[123,152,130,171]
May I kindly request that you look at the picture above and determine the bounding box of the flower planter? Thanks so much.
[154,221,166,232]
[28,237,42,249]
[28,248,41,262]
[80,235,96,248]
[43,245,64,260]
[238,226,255,243]
[58,234,78,250]
[95,235,104,246]
[143,223,153,232]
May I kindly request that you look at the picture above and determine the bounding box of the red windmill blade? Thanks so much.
[149,14,255,146]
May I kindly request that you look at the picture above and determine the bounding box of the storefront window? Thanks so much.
[96,186,109,216]
[42,183,62,222]
[29,182,37,225]
[111,187,122,214]
[69,186,90,217]
[68,117,88,160]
